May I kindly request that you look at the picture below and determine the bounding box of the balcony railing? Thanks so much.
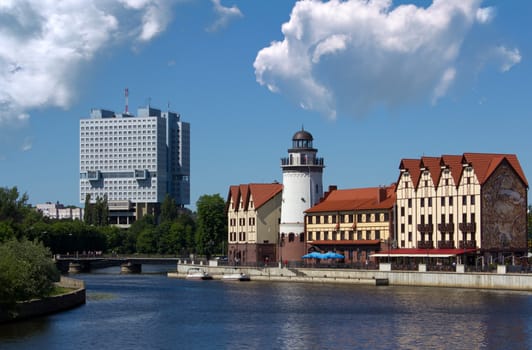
[418,240,434,249]
[281,157,324,167]
[459,240,477,249]
[417,224,434,233]
[437,223,454,232]
[438,240,455,249]
[459,222,476,232]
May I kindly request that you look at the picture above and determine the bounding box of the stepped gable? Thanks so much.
[227,183,283,211]
[306,184,396,213]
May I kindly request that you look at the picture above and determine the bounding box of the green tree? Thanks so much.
[195,194,226,260]
[160,194,178,222]
[0,186,31,240]
[136,227,159,254]
[83,194,93,224]
[0,238,60,306]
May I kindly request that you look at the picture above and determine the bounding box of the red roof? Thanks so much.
[305,184,396,213]
[398,153,528,190]
[227,183,282,211]
[463,153,528,186]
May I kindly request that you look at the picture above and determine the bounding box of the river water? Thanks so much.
[1,266,532,350]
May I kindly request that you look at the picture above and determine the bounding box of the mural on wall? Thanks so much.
[482,162,527,250]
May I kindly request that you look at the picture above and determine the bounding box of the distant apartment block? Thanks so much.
[79,106,190,226]
[394,153,528,264]
[36,202,84,221]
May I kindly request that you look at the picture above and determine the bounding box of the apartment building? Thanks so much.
[79,106,190,226]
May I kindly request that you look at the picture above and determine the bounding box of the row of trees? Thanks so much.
[0,187,227,258]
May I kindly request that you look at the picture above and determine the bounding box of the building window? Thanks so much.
[288,233,295,242]
[400,206,405,216]
[449,196,453,206]
[462,196,467,205]
[428,198,432,207]
[408,215,412,225]
[408,199,412,208]
[408,232,412,242]
[383,213,389,221]
[357,230,362,240]
[401,223,405,233]
[441,197,445,206]
[470,195,475,205]
[449,214,454,223]
[420,198,425,207]
[332,215,337,224]
[375,230,380,240]
[357,213,362,222]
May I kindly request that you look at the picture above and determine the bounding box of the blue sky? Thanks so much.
[0,0,531,210]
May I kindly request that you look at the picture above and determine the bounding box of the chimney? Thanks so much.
[378,186,387,203]
[319,185,337,203]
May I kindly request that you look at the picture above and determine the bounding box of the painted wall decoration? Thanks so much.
[482,162,527,250]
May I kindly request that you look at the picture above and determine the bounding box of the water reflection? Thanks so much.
[1,270,532,350]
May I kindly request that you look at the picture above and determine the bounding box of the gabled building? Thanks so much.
[226,183,283,265]
[394,153,528,265]
[305,184,396,264]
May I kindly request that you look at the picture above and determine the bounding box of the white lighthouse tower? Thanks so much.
[279,128,324,263]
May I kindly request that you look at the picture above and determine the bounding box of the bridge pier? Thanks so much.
[121,262,142,274]
[68,262,91,274]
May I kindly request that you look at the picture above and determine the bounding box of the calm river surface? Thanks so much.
[1,266,532,350]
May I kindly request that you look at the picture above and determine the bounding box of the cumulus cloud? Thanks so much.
[207,0,243,32]
[0,0,176,127]
[254,0,517,119]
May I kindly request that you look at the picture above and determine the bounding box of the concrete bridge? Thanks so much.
[54,256,179,274]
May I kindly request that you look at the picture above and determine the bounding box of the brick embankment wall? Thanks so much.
[0,276,86,323]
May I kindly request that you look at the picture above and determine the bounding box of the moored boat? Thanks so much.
[222,272,251,282]
[186,268,213,280]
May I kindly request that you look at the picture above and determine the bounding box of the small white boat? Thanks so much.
[222,272,251,282]
[186,268,213,280]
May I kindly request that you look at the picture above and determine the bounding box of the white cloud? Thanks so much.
[0,0,176,128]
[495,46,521,72]
[254,0,519,119]
[476,7,495,24]
[207,0,243,32]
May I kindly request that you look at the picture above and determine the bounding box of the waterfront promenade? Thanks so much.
[172,260,532,291]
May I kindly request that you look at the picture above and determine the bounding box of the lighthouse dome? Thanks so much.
[292,129,313,141]
[291,128,313,149]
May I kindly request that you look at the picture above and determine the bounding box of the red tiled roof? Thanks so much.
[420,156,442,186]
[399,159,422,188]
[305,184,396,213]
[463,153,528,186]
[398,153,528,189]
[311,240,381,246]
[440,155,463,186]
[226,183,283,211]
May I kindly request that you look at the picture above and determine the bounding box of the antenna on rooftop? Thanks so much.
[124,88,129,114]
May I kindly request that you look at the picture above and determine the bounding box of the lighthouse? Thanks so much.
[279,128,324,263]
